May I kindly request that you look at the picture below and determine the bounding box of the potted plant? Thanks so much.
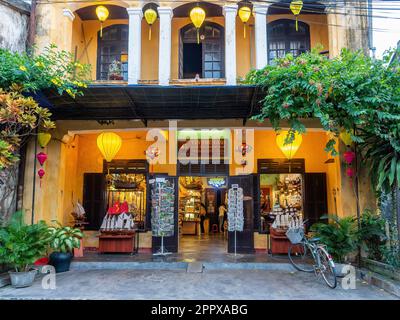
[311,214,359,276]
[0,212,51,288]
[108,60,123,80]
[48,223,83,273]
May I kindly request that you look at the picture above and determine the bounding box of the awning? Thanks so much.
[36,85,265,124]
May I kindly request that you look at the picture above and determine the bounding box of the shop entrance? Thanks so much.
[178,176,228,253]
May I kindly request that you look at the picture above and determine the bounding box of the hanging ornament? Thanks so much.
[276,130,303,160]
[38,168,45,187]
[96,5,109,38]
[38,132,51,148]
[145,146,160,173]
[190,6,206,44]
[339,130,353,147]
[36,152,48,166]
[238,6,251,39]
[290,0,303,31]
[144,8,157,40]
[343,150,356,165]
[97,132,122,162]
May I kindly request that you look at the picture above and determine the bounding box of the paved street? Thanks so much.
[0,269,397,300]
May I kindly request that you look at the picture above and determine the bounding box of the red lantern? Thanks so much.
[346,167,354,178]
[38,168,45,187]
[36,152,48,166]
[343,151,355,165]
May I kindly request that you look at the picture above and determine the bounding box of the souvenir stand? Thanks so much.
[151,177,176,255]
[227,184,244,256]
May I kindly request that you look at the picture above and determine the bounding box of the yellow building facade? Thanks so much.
[23,1,375,253]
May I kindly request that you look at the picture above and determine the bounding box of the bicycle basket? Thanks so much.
[286,228,304,244]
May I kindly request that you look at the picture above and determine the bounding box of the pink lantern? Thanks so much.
[346,167,354,178]
[343,151,355,165]
[38,168,45,187]
[36,152,48,166]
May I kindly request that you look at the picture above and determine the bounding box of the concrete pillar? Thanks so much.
[157,7,173,86]
[223,4,238,85]
[127,8,143,85]
[253,4,269,69]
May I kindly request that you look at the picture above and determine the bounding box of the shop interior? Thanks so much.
[259,173,304,254]
[178,176,228,253]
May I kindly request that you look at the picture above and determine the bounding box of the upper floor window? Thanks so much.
[267,19,310,63]
[97,24,128,81]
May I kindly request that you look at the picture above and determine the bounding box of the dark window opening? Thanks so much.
[97,24,128,81]
[183,43,203,78]
[267,19,310,64]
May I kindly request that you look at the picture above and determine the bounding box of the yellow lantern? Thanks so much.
[38,132,51,148]
[96,5,109,38]
[339,130,353,146]
[290,0,303,31]
[190,6,206,44]
[144,8,157,40]
[238,6,251,39]
[97,132,122,162]
[276,130,303,160]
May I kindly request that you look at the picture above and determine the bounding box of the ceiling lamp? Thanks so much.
[96,5,109,37]
[290,0,303,31]
[144,8,157,40]
[276,130,303,160]
[97,132,122,162]
[190,6,206,44]
[238,6,251,38]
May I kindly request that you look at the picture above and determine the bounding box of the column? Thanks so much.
[223,5,238,85]
[62,9,75,52]
[253,4,269,69]
[127,8,143,85]
[157,7,173,86]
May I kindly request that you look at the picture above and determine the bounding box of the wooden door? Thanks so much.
[82,173,106,230]
[228,175,255,253]
[304,173,328,227]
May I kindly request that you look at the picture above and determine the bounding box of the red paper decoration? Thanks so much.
[36,152,48,166]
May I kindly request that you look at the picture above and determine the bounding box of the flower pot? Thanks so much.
[49,252,73,273]
[8,270,37,288]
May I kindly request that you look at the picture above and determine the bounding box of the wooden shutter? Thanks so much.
[82,173,106,230]
[304,173,328,227]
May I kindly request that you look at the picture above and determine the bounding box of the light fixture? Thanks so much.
[339,130,353,147]
[96,5,109,38]
[144,8,157,40]
[238,6,251,38]
[276,130,302,160]
[97,132,122,162]
[290,0,303,31]
[190,6,206,44]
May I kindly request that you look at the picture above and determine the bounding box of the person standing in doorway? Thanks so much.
[200,203,207,234]
[218,204,227,233]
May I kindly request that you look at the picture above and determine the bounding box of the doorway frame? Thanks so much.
[178,21,225,79]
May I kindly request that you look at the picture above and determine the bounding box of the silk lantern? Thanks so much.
[97,132,122,163]
[290,0,303,31]
[339,130,353,147]
[96,5,109,38]
[190,6,206,44]
[276,131,303,160]
[38,168,45,187]
[144,8,157,40]
[38,132,51,148]
[238,6,251,38]
[36,152,47,166]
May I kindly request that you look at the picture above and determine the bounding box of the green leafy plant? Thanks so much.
[0,44,91,97]
[48,223,83,253]
[358,209,387,261]
[311,214,359,263]
[0,212,51,272]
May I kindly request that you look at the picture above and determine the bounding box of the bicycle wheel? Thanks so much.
[317,247,337,289]
[288,242,314,273]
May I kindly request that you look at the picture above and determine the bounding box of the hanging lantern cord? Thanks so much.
[149,24,152,40]
[100,22,103,38]
[244,23,246,39]
[197,28,200,44]
[295,16,299,31]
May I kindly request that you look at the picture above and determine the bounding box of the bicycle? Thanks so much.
[286,221,337,289]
